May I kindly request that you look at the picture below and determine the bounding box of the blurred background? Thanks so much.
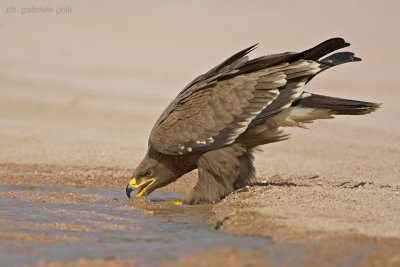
[0,1,399,180]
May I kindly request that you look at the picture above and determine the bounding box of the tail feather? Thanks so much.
[294,93,381,115]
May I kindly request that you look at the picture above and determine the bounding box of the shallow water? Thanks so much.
[0,185,273,266]
[0,185,374,266]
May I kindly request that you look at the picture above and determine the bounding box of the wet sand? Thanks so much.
[31,258,137,267]
[1,164,400,267]
[1,0,400,266]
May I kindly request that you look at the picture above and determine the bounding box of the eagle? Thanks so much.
[126,38,379,204]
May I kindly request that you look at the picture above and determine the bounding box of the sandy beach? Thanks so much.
[1,1,400,266]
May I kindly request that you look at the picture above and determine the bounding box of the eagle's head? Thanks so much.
[126,147,195,199]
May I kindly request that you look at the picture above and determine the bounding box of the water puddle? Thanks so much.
[0,185,377,266]
[0,185,274,266]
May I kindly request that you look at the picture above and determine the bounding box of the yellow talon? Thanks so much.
[167,200,183,205]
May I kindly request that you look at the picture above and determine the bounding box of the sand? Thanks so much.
[1,0,400,266]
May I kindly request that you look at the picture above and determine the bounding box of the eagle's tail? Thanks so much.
[294,93,381,115]
[240,93,380,148]
[268,93,380,128]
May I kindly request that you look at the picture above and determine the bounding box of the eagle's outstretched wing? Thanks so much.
[150,38,349,155]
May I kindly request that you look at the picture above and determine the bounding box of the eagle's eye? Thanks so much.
[143,170,152,177]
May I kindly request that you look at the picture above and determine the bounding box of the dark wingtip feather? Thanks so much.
[247,43,259,53]
[216,43,258,70]
[334,52,361,62]
[301,37,351,61]
[235,43,259,59]
[180,43,259,91]
[234,43,259,57]
[317,52,362,72]
[330,37,350,47]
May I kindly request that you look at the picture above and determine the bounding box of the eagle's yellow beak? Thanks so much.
[126,177,155,198]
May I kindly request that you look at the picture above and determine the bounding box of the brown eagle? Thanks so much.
[126,38,379,204]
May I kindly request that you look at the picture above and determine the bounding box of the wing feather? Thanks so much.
[150,60,321,155]
[150,38,350,155]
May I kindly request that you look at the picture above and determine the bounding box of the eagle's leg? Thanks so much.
[233,149,256,189]
[184,145,249,204]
